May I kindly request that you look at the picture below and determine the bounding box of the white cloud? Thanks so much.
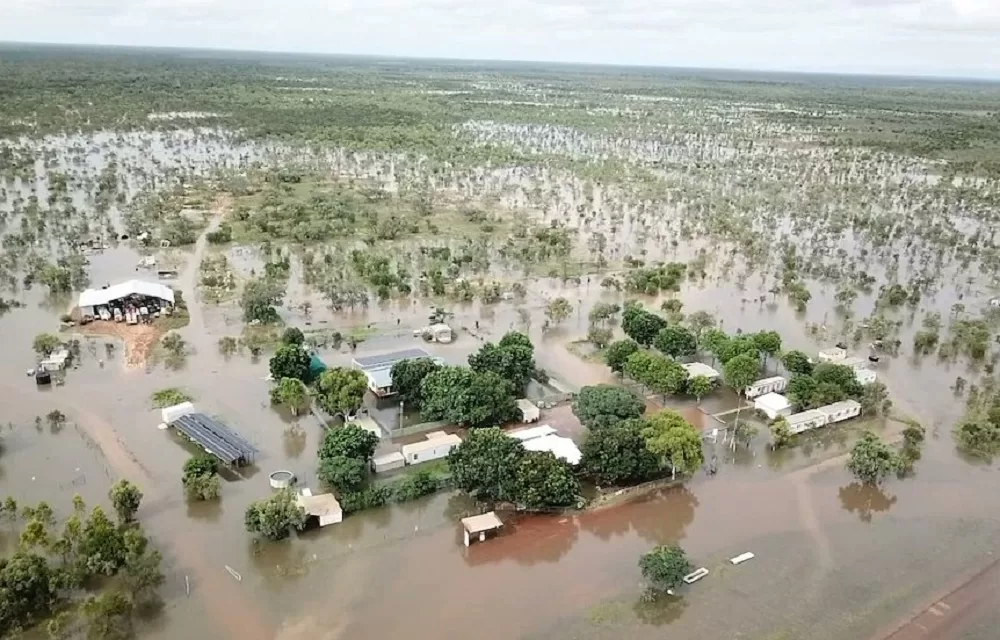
[3,0,1000,77]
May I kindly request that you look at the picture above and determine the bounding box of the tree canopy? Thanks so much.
[269,344,311,382]
[514,451,579,508]
[315,367,368,416]
[846,431,898,485]
[108,480,143,525]
[605,339,640,373]
[641,410,704,478]
[421,366,517,428]
[240,277,283,324]
[572,384,645,429]
[580,419,659,486]
[318,424,379,462]
[447,427,525,503]
[390,357,441,408]
[653,325,697,359]
[468,331,536,394]
[270,377,310,415]
[244,489,306,541]
[622,305,667,346]
[625,350,687,396]
[723,352,760,395]
[781,350,814,376]
[640,545,694,593]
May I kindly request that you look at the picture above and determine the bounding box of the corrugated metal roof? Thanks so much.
[78,279,175,308]
[171,413,257,465]
[352,348,432,370]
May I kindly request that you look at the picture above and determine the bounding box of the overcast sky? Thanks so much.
[4,0,1000,78]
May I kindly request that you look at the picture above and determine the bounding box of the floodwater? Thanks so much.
[1,127,999,640]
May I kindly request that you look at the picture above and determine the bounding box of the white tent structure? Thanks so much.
[78,280,175,317]
[754,393,792,420]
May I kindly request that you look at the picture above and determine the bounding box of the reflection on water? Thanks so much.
[838,482,898,524]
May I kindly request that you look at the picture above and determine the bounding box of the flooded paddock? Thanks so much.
[2,61,1000,640]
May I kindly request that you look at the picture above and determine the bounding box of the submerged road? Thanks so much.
[876,558,1000,640]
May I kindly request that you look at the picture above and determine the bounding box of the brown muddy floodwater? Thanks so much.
[2,183,1000,638]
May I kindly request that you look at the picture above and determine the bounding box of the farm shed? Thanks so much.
[786,410,829,435]
[78,279,175,319]
[682,362,720,381]
[401,431,462,465]
[817,400,862,424]
[516,399,540,423]
[754,393,792,420]
[352,348,437,397]
[745,376,787,399]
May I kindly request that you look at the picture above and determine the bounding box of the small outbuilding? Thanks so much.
[521,434,582,465]
[786,409,829,435]
[414,323,454,344]
[754,393,792,420]
[682,362,721,381]
[372,451,406,474]
[461,511,503,546]
[401,431,462,465]
[516,399,540,424]
[745,376,787,399]
[297,489,343,527]
[818,347,847,363]
[160,401,196,424]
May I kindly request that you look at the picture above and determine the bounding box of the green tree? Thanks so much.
[151,387,192,408]
[108,480,143,524]
[447,428,525,503]
[79,506,125,577]
[641,410,704,478]
[625,351,687,397]
[280,327,305,346]
[700,328,731,364]
[32,333,61,356]
[545,297,573,326]
[587,325,613,349]
[814,363,862,398]
[781,350,814,376]
[653,325,697,359]
[468,331,536,394]
[660,298,684,322]
[572,385,645,429]
[687,375,715,402]
[846,431,898,485]
[270,377,310,416]
[622,305,667,346]
[605,339,640,373]
[0,551,53,634]
[580,419,660,486]
[315,367,368,417]
[182,455,221,501]
[390,357,441,408]
[514,451,579,508]
[588,302,620,326]
[955,420,1000,459]
[787,374,818,409]
[121,528,164,606]
[268,344,311,382]
[240,277,282,324]
[421,367,517,428]
[318,455,367,492]
[318,425,379,463]
[244,489,307,541]
[686,310,716,339]
[640,545,693,593]
[723,352,759,394]
[752,330,782,366]
[81,590,133,640]
[770,417,793,449]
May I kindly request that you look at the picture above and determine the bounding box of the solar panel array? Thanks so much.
[172,413,258,466]
[352,348,431,370]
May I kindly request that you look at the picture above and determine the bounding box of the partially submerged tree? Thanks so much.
[244,489,306,541]
[390,357,441,408]
[269,344,311,382]
[687,375,714,403]
[622,305,667,347]
[640,545,693,593]
[604,338,640,374]
[846,431,898,485]
[468,331,536,395]
[32,332,61,356]
[240,277,282,324]
[108,480,143,524]
[654,325,697,359]
[781,350,814,376]
[421,366,517,428]
[447,427,525,504]
[769,417,793,449]
[545,297,573,326]
[514,451,579,508]
[580,419,659,486]
[182,454,221,501]
[270,377,310,416]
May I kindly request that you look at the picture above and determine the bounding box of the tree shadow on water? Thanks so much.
[633,591,689,626]
[838,482,896,524]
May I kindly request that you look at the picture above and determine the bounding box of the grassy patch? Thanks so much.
[151,387,193,408]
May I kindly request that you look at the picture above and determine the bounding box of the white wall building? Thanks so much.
[78,279,175,318]
[517,399,540,423]
[401,431,462,465]
[521,434,582,465]
[754,393,792,420]
[817,400,862,424]
[745,376,788,399]
[818,347,847,363]
[855,368,877,385]
[786,410,829,435]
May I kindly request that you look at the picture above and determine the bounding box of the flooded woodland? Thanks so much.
[3,46,1000,639]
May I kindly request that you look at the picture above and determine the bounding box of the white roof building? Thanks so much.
[401,431,462,465]
[296,489,343,527]
[817,399,862,424]
[682,362,720,380]
[521,434,582,465]
[78,279,175,310]
[509,424,557,441]
[754,393,792,420]
[818,347,847,363]
[516,399,540,423]
[745,376,788,398]
[786,409,829,435]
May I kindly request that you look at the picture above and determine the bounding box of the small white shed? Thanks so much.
[297,490,343,527]
[161,401,196,424]
[754,393,792,420]
[401,431,462,465]
[516,399,540,423]
[372,451,405,474]
[682,362,721,380]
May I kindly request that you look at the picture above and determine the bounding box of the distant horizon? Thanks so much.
[2,39,999,85]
